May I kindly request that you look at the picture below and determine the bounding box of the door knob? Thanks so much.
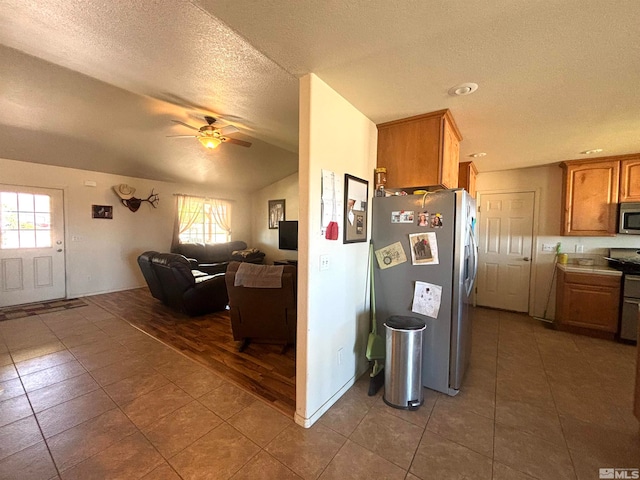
[523,257,530,261]
[57,249,63,252]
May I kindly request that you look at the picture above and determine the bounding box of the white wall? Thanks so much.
[0,158,252,298]
[251,172,299,264]
[296,74,378,427]
[477,164,640,319]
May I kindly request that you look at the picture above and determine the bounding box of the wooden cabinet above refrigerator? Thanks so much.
[376,109,462,190]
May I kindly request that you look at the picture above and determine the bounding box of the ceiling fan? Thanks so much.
[168,116,252,149]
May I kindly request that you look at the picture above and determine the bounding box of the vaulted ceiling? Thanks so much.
[1,1,638,190]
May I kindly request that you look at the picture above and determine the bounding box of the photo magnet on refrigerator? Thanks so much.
[409,232,439,265]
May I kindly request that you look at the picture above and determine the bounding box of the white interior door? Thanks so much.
[476,191,534,312]
[0,186,66,307]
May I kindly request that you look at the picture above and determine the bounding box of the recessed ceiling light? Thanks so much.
[580,149,603,155]
[448,83,479,96]
[469,152,486,158]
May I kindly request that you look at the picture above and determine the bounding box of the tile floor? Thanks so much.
[0,303,638,480]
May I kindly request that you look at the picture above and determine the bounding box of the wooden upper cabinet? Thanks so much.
[458,161,478,197]
[620,156,640,202]
[376,109,462,190]
[560,159,619,236]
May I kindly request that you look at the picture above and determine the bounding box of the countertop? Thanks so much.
[556,263,622,276]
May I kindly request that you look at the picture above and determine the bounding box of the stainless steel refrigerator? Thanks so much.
[372,189,478,395]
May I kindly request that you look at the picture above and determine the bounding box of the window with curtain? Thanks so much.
[172,195,231,247]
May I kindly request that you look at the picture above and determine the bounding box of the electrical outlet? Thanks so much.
[542,243,557,252]
[575,244,584,253]
[320,254,330,271]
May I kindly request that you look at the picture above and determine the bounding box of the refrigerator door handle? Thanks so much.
[466,224,479,297]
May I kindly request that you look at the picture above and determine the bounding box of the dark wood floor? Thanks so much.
[87,288,296,417]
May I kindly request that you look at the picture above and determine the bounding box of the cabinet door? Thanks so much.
[561,283,619,332]
[621,157,640,202]
[561,160,619,236]
[635,311,640,420]
[458,161,477,197]
[556,270,621,333]
[377,110,461,190]
[441,118,460,189]
[377,115,441,189]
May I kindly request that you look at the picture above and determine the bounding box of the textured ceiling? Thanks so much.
[205,0,640,171]
[0,0,639,188]
[0,0,299,190]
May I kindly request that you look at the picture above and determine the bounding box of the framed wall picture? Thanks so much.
[92,205,113,219]
[268,199,286,229]
[344,174,368,243]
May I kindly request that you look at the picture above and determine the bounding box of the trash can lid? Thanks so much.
[384,315,426,330]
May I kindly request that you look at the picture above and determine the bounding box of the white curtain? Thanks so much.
[171,195,204,249]
[209,198,232,238]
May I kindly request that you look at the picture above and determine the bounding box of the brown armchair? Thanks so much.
[224,261,297,352]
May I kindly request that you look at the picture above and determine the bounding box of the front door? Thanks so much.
[0,186,66,307]
[476,191,534,312]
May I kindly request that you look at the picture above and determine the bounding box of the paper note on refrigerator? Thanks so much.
[374,242,407,269]
[412,281,442,318]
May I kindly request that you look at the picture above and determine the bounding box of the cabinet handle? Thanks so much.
[523,257,530,262]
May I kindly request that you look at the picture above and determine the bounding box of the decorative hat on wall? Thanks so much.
[113,184,136,200]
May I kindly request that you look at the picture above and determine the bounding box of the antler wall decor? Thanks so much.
[112,184,160,212]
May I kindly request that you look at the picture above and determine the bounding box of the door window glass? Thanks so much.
[1,192,52,249]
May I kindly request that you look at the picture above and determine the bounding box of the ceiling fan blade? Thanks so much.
[224,137,252,148]
[218,125,239,135]
[171,120,200,131]
[166,134,198,138]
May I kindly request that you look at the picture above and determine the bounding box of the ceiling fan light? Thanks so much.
[198,136,221,149]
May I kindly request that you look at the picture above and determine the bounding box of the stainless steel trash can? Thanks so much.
[383,315,426,410]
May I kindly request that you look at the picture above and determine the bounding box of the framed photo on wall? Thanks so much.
[268,199,285,229]
[344,174,368,243]
[92,205,113,219]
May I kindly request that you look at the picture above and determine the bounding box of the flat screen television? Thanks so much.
[278,220,298,251]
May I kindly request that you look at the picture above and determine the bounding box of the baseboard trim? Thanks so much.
[294,365,369,428]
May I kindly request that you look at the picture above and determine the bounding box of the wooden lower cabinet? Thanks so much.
[555,269,621,335]
[635,308,640,420]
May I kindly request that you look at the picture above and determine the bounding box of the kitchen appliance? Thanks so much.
[618,203,640,235]
[605,248,640,342]
[372,189,477,395]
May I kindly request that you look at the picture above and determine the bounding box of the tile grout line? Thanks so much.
[532,326,580,480]
[8,316,64,480]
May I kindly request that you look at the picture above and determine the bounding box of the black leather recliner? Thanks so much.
[137,251,228,316]
[137,251,165,302]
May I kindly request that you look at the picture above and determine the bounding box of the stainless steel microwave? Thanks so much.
[619,202,640,234]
